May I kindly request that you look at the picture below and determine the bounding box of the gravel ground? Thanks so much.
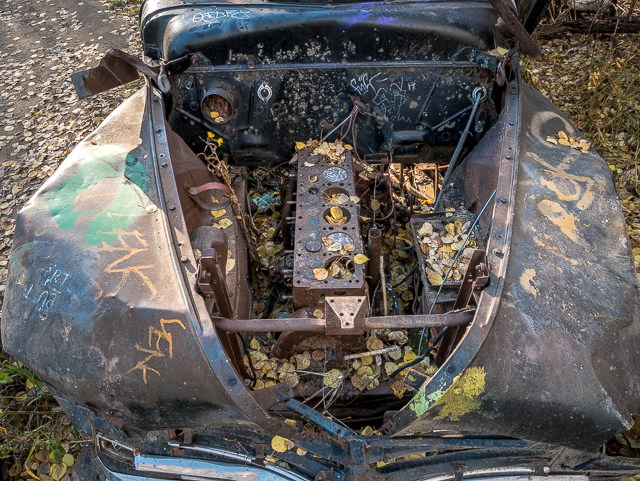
[0,0,141,300]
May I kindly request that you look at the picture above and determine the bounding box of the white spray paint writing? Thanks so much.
[349,73,412,123]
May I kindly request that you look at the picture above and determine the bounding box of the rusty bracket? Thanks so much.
[251,382,294,410]
[325,296,369,335]
[71,50,193,99]
[452,461,467,481]
[403,369,430,390]
[486,0,541,57]
[71,49,161,99]
[185,181,232,211]
[197,255,234,319]
[453,249,490,311]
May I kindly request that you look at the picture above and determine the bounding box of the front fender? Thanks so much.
[1,87,246,431]
[392,80,640,452]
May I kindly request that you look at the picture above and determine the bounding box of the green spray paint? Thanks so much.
[44,147,150,246]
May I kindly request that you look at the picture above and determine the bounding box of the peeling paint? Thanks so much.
[409,376,448,417]
[43,148,148,246]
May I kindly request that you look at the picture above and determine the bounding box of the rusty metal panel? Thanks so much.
[71,49,158,99]
[0,88,242,431]
[387,81,640,453]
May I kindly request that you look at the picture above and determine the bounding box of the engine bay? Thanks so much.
[185,85,497,430]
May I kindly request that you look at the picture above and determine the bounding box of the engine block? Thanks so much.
[292,146,367,309]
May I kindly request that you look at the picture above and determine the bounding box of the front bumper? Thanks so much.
[83,445,594,481]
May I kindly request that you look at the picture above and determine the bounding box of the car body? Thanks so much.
[3,0,640,480]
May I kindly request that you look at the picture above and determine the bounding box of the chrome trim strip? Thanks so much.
[167,440,255,463]
[134,454,311,481]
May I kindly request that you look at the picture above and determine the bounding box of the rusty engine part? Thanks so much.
[292,147,367,308]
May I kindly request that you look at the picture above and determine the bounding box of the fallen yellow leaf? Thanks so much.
[354,254,369,264]
[324,368,342,388]
[271,435,294,453]
[313,268,329,280]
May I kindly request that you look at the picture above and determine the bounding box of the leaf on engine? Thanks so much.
[385,362,399,376]
[361,426,375,435]
[427,272,443,286]
[327,242,342,252]
[218,218,233,229]
[211,209,226,218]
[391,380,407,399]
[388,348,402,361]
[296,351,311,370]
[354,254,369,264]
[313,268,329,280]
[366,337,384,351]
[226,258,235,274]
[404,350,417,364]
[360,355,373,366]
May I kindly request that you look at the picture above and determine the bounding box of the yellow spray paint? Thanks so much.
[537,199,579,243]
[520,268,538,297]
[431,367,487,421]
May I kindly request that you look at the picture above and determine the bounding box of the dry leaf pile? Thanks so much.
[379,222,420,312]
[295,139,353,166]
[417,220,477,286]
[246,167,290,317]
[244,333,437,403]
[545,129,592,153]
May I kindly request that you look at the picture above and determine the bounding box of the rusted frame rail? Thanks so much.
[212,310,474,332]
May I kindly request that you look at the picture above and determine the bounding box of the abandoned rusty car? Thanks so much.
[3,0,640,479]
